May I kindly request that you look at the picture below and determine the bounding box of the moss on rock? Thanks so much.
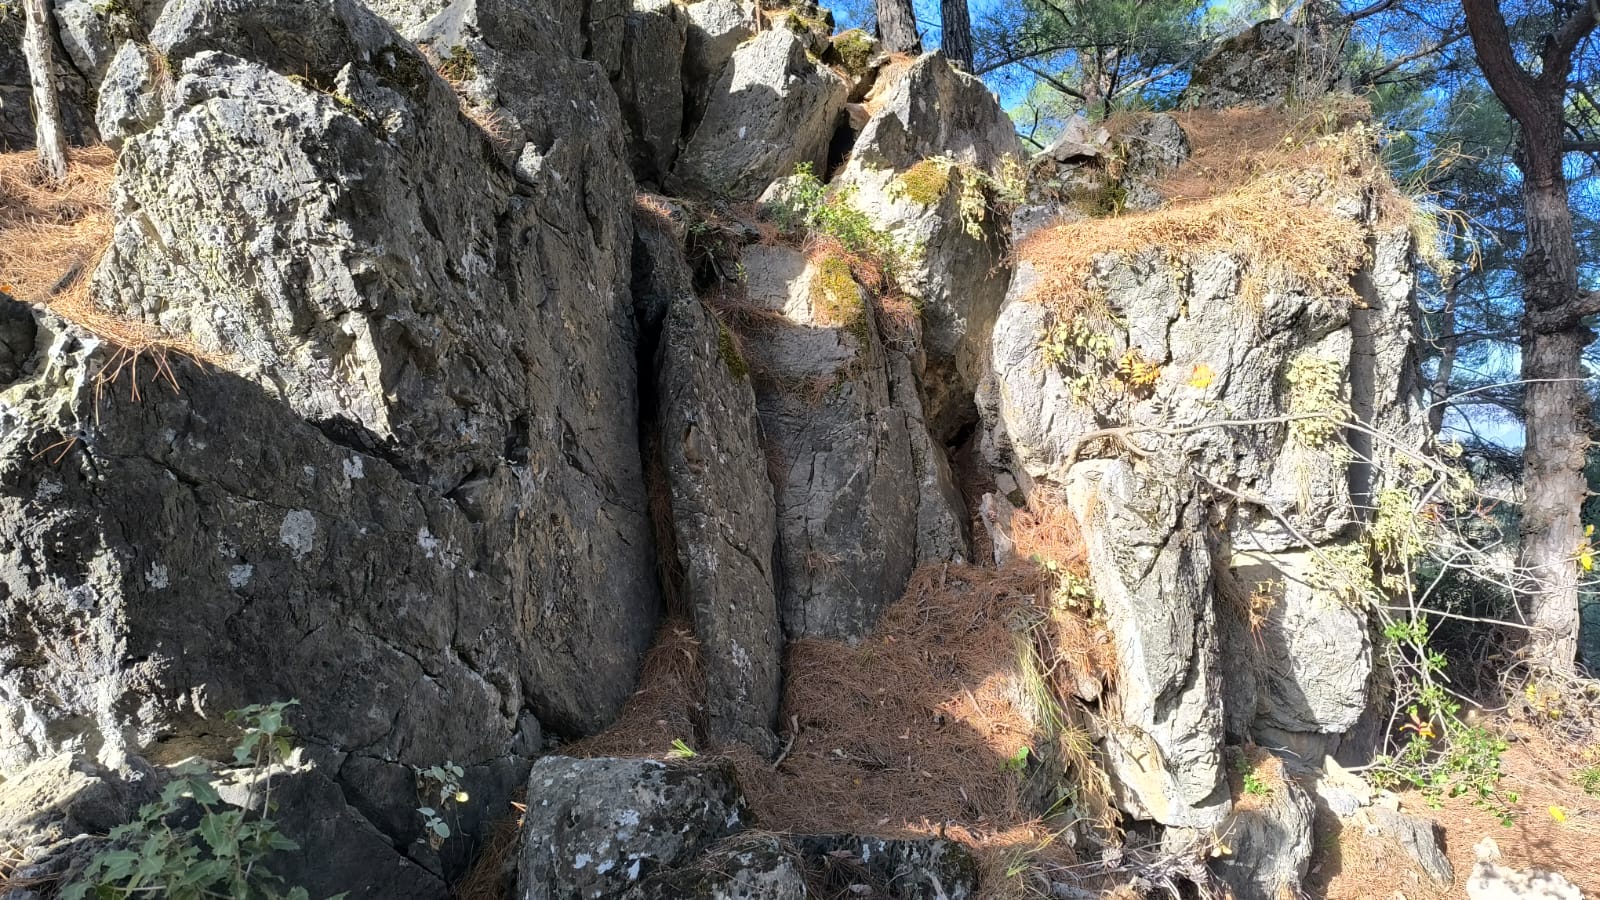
[895,159,953,206]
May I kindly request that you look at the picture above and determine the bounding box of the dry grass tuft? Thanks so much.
[1019,98,1409,319]
[451,801,524,900]
[1017,173,1370,317]
[564,621,704,759]
[0,147,215,383]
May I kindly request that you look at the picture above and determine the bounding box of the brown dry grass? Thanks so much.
[1018,98,1407,319]
[1312,723,1600,900]
[0,147,216,386]
[569,551,1122,895]
[451,802,524,900]
[563,621,704,759]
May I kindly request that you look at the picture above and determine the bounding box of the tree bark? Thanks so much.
[940,0,973,71]
[1462,0,1598,673]
[22,0,68,181]
[875,0,921,55]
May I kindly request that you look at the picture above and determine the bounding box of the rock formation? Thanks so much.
[0,1,1438,897]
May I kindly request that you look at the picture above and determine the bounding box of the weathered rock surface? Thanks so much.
[1183,17,1346,110]
[1467,836,1582,900]
[95,41,165,150]
[793,835,980,899]
[739,245,964,639]
[0,754,161,896]
[517,757,747,900]
[671,28,847,200]
[1207,762,1315,900]
[2,0,660,886]
[621,839,811,900]
[1223,548,1375,756]
[1063,458,1229,829]
[615,0,686,185]
[654,240,783,752]
[1362,805,1454,887]
[838,54,1023,435]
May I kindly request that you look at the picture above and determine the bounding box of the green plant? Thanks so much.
[1001,746,1032,775]
[1285,354,1348,448]
[667,738,698,760]
[415,761,468,851]
[891,159,952,207]
[1577,761,1600,796]
[716,323,748,379]
[63,701,334,900]
[829,29,876,75]
[763,163,912,279]
[1231,752,1274,797]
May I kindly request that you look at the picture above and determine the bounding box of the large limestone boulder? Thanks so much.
[653,237,784,752]
[1221,547,1375,759]
[671,28,847,200]
[2,0,657,873]
[837,53,1023,437]
[739,245,965,639]
[516,757,747,900]
[1064,458,1229,829]
[682,0,755,121]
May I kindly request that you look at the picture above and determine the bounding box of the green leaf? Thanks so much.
[431,821,451,839]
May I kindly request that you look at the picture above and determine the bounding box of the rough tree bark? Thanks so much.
[1463,0,1599,673]
[22,0,68,180]
[940,0,973,71]
[875,0,921,55]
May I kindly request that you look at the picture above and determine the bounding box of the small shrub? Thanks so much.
[415,761,468,851]
[63,701,333,900]
[762,163,910,281]
[829,29,876,75]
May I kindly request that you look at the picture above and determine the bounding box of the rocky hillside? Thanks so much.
[0,1,1462,898]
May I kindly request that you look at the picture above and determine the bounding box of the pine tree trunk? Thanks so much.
[22,0,68,181]
[875,0,921,55]
[1463,0,1596,674]
[1516,127,1588,672]
[939,0,973,71]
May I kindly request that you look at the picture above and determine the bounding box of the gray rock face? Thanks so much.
[1,0,659,879]
[622,838,810,900]
[1064,459,1229,829]
[739,245,965,639]
[1225,549,1374,744]
[671,28,847,200]
[793,835,980,899]
[837,55,1023,435]
[517,757,747,900]
[653,236,783,752]
[1208,765,1315,900]
[95,41,164,149]
[1183,18,1346,110]
[363,0,453,38]
[682,0,754,115]
[0,754,161,894]
[100,0,655,731]
[984,189,1424,780]
[1364,806,1454,887]
[615,0,686,185]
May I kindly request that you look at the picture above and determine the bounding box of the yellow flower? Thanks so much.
[1549,805,1568,823]
[454,791,470,803]
[1188,364,1215,389]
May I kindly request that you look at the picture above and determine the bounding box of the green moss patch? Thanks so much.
[895,159,953,206]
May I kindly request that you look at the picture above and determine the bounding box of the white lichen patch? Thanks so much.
[228,564,254,588]
[146,562,170,590]
[343,456,365,483]
[279,510,317,560]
